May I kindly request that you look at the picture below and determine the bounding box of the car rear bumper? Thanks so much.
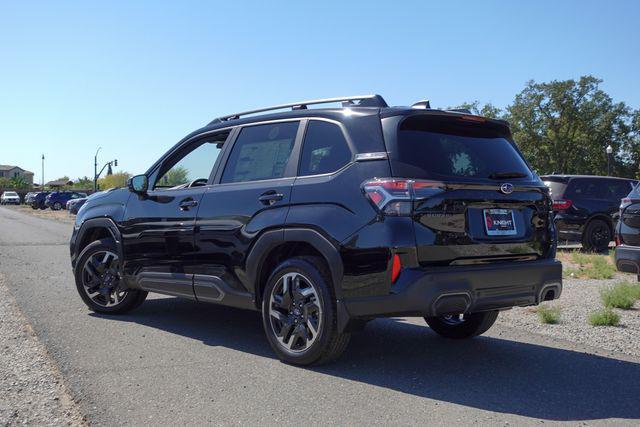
[614,245,640,276]
[341,259,562,319]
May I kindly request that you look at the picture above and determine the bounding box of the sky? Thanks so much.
[1,0,639,184]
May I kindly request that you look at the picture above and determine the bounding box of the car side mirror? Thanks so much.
[128,174,148,194]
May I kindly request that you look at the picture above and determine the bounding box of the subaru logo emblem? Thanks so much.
[500,183,514,194]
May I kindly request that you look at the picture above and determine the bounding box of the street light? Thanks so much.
[94,147,102,192]
[606,145,613,176]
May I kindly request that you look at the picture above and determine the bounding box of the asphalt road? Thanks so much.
[1,206,639,426]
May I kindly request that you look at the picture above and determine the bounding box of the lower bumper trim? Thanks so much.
[343,259,563,319]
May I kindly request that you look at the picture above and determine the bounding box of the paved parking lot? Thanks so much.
[1,206,639,426]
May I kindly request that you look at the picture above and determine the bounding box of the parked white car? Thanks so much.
[0,191,21,205]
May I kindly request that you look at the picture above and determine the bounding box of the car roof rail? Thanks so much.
[210,94,388,124]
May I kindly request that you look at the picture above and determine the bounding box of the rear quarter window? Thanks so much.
[299,120,351,176]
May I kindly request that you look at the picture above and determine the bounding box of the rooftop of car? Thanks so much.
[197,94,509,134]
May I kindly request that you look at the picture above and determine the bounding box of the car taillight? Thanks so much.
[620,198,632,209]
[391,254,402,283]
[552,199,572,211]
[362,178,444,216]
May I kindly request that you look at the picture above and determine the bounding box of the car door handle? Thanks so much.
[179,199,199,211]
[258,191,284,206]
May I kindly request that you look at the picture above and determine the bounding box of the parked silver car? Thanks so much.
[0,191,20,205]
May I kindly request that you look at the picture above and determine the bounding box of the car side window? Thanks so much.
[221,122,299,184]
[299,121,352,176]
[609,180,633,199]
[155,134,227,190]
[569,179,605,199]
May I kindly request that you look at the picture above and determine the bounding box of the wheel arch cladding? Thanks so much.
[247,228,344,308]
[75,218,122,259]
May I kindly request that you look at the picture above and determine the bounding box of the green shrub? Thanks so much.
[588,308,620,326]
[536,305,561,324]
[601,282,638,309]
[566,251,616,279]
[583,256,616,279]
[570,251,591,266]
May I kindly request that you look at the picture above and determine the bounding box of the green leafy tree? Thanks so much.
[449,101,503,119]
[505,76,636,177]
[73,176,93,189]
[97,172,131,190]
[160,166,189,186]
[0,177,12,189]
[9,175,30,189]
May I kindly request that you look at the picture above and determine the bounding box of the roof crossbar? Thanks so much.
[210,94,388,124]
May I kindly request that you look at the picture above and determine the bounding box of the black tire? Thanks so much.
[424,310,499,339]
[262,256,350,366]
[582,219,611,253]
[31,205,37,210]
[74,238,147,314]
[52,202,62,210]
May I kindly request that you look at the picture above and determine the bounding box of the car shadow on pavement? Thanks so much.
[97,297,640,422]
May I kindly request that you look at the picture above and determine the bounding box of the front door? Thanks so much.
[121,133,228,297]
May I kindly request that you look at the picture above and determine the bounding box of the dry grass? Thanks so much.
[3,204,75,223]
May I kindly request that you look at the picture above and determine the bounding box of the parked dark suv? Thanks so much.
[541,175,637,252]
[30,191,50,209]
[70,95,562,365]
[45,191,87,210]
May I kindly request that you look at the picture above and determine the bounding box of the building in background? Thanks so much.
[0,165,34,184]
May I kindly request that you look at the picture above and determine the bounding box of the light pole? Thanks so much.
[94,147,102,192]
[606,145,613,176]
[41,154,44,187]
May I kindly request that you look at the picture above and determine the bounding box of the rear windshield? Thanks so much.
[4,192,17,196]
[393,116,532,181]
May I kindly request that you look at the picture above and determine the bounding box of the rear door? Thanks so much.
[193,120,302,302]
[383,113,553,266]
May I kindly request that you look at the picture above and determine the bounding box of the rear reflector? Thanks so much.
[391,254,401,283]
[552,199,572,210]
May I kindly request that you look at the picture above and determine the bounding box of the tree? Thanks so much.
[505,76,636,177]
[73,176,93,189]
[0,177,12,189]
[159,166,189,186]
[9,175,30,189]
[97,172,131,190]
[450,101,503,119]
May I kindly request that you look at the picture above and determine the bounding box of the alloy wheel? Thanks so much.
[268,272,322,352]
[81,250,127,307]
[590,224,610,250]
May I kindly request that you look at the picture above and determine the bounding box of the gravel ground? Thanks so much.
[497,276,640,358]
[0,275,85,426]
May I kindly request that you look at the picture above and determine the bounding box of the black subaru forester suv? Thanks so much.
[70,95,562,365]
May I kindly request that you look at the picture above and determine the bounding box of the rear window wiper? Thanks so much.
[488,171,528,179]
